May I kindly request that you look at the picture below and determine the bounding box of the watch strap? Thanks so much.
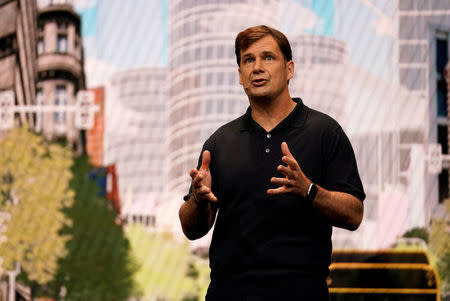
[305,182,318,203]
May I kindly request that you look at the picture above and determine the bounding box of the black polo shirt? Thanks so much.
[185,98,365,299]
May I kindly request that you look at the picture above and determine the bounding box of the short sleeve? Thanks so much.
[183,137,216,202]
[323,126,366,202]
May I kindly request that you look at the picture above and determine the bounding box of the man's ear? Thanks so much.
[286,60,294,81]
[238,68,243,85]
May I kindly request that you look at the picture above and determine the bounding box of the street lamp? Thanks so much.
[0,90,99,130]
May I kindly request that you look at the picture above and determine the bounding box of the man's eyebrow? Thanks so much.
[261,51,277,56]
[242,51,277,58]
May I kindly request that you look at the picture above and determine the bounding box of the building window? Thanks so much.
[437,80,448,117]
[36,88,43,103]
[37,38,44,55]
[57,35,68,53]
[54,85,67,123]
[436,32,449,75]
[195,47,201,60]
[206,46,213,59]
[438,124,449,203]
[35,88,43,132]
[217,72,224,84]
[438,125,448,155]
[217,99,224,113]
[439,169,449,203]
[436,32,448,118]
[0,36,14,58]
[436,31,449,203]
[144,216,156,227]
[74,37,81,59]
[217,45,224,58]
[57,21,67,31]
[227,99,236,114]
[205,101,213,114]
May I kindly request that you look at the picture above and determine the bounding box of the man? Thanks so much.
[179,25,365,300]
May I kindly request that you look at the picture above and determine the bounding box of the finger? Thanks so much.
[200,150,211,171]
[281,142,294,158]
[282,156,299,171]
[197,185,211,196]
[192,173,204,187]
[277,165,294,178]
[195,187,217,202]
[267,186,289,195]
[189,169,199,178]
[198,191,217,202]
[270,177,291,186]
[207,192,218,202]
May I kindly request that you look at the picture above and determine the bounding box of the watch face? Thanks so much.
[312,184,318,196]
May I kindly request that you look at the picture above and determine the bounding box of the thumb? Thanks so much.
[281,142,293,158]
[200,150,211,171]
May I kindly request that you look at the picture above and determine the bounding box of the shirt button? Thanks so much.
[265,148,270,153]
[267,134,271,138]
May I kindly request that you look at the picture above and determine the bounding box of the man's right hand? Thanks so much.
[189,150,217,204]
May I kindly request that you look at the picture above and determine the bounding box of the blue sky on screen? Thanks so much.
[78,4,97,37]
[300,0,334,36]
[74,0,395,87]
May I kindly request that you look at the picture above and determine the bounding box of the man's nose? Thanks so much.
[252,58,263,73]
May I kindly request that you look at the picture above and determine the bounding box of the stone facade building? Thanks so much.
[36,0,85,151]
[0,0,38,129]
[0,0,86,152]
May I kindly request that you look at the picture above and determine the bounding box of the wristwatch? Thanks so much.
[305,182,318,203]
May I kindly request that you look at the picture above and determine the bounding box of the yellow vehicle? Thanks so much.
[328,249,441,301]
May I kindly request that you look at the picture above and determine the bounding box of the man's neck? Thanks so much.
[249,91,296,132]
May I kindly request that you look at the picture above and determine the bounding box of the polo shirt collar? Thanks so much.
[240,97,308,132]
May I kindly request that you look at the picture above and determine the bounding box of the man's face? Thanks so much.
[238,35,294,101]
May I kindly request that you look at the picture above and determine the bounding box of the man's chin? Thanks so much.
[248,94,273,103]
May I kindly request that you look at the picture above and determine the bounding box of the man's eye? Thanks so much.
[245,58,253,63]
[265,56,273,61]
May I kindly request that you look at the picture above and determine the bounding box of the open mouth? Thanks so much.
[252,79,267,86]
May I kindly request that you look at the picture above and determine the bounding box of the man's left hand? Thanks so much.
[267,142,311,197]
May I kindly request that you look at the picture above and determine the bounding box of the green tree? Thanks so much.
[126,224,208,301]
[182,256,210,301]
[45,155,137,300]
[0,126,73,284]
[429,199,450,293]
[403,227,429,243]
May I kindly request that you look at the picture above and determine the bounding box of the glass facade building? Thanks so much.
[289,35,347,123]
[167,0,280,191]
[105,68,168,201]
[398,0,450,218]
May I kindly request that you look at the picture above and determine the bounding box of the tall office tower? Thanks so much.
[36,0,85,151]
[397,0,450,221]
[167,0,280,192]
[105,68,168,202]
[0,0,38,131]
[288,35,347,123]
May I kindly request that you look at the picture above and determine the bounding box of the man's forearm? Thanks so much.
[179,195,216,240]
[312,185,363,231]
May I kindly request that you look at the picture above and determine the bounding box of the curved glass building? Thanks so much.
[105,68,168,201]
[288,34,347,123]
[167,0,280,192]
